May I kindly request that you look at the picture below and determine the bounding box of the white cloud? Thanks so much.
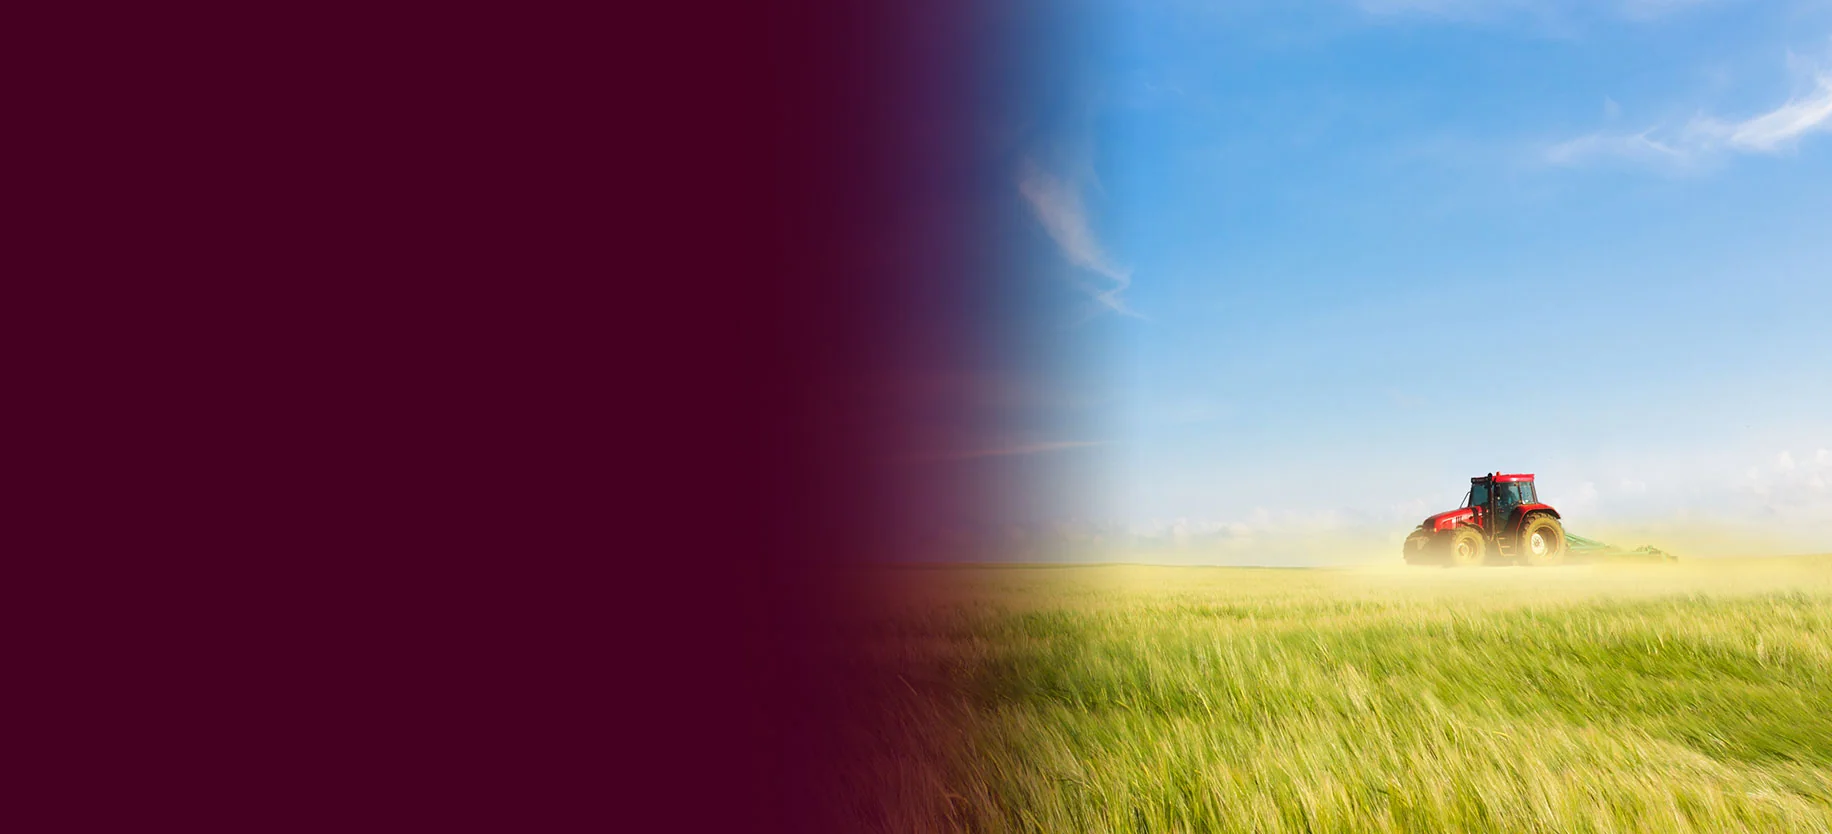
[1688,75,1832,153]
[1732,448,1832,521]
[1548,69,1832,169]
[1017,159,1141,318]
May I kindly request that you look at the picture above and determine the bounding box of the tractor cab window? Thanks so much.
[1520,483,1536,504]
[1469,482,1490,507]
[1498,482,1527,508]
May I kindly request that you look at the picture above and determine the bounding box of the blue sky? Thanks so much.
[998,0,1832,558]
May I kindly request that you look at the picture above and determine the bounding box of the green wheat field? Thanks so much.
[847,556,1832,833]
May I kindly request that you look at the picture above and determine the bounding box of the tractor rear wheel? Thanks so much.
[1520,513,1567,566]
[1403,528,1434,564]
[1446,525,1486,567]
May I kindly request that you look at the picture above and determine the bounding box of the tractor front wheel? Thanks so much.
[1403,528,1434,564]
[1447,525,1487,567]
[1520,513,1567,566]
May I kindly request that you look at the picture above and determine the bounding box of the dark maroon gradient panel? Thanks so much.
[751,0,1093,831]
[15,0,1087,831]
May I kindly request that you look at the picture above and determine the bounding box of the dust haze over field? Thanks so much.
[922,517,1829,569]
[833,557,1832,833]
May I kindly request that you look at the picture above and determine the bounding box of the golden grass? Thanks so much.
[842,556,1832,833]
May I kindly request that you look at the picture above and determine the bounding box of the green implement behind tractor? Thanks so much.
[1564,533,1676,562]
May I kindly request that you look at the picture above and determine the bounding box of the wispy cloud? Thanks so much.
[1545,129,1691,168]
[1017,158,1141,319]
[1691,75,1832,152]
[1547,68,1832,169]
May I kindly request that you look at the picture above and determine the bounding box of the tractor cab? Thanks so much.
[1463,473,1540,534]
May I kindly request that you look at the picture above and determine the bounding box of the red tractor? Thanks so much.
[1403,472,1568,567]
